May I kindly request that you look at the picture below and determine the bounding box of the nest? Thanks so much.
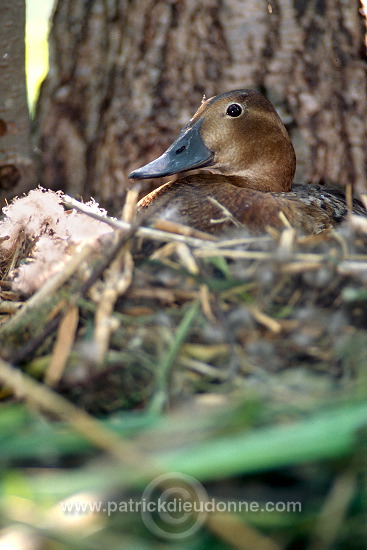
[1,187,367,414]
[1,188,367,549]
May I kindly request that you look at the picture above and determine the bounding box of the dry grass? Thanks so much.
[0,192,366,549]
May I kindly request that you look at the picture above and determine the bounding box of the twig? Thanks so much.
[280,261,323,274]
[0,301,22,313]
[213,236,272,247]
[179,356,229,380]
[250,307,282,334]
[208,196,243,227]
[278,210,292,229]
[337,261,367,274]
[277,227,296,258]
[345,183,353,215]
[126,286,176,303]
[94,189,137,364]
[359,193,367,209]
[200,284,216,323]
[154,219,216,241]
[307,468,356,550]
[45,305,79,386]
[63,194,216,248]
[194,248,330,262]
[5,235,24,277]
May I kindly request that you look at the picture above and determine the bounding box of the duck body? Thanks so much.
[137,175,361,235]
[129,90,366,235]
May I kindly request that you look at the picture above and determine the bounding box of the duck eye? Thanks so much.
[226,103,242,117]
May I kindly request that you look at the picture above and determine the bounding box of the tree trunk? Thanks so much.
[35,0,367,211]
[0,0,36,206]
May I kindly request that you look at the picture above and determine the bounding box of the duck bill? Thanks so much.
[128,118,214,180]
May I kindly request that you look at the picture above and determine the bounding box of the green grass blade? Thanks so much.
[161,401,367,479]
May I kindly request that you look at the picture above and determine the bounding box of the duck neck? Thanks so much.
[211,157,294,193]
[210,133,296,192]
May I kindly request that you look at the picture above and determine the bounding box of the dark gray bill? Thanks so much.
[128,118,214,180]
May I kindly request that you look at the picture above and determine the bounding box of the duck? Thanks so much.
[129,89,366,235]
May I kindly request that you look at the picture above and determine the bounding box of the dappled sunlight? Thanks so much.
[25,0,54,110]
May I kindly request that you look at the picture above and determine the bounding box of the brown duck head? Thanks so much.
[129,89,296,192]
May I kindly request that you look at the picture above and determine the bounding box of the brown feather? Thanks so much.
[133,90,367,235]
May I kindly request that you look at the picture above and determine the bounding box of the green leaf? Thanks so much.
[160,401,367,480]
[149,301,200,413]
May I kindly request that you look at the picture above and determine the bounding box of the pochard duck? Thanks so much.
[129,89,366,234]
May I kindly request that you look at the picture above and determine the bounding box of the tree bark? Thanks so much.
[0,0,36,205]
[35,0,367,210]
